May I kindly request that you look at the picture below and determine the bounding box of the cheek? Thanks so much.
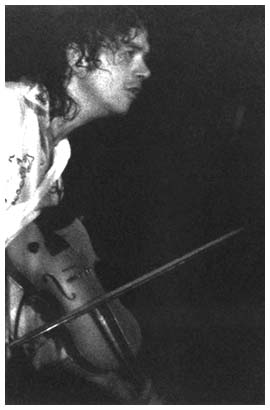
[91,64,126,98]
[102,74,123,96]
[92,73,113,96]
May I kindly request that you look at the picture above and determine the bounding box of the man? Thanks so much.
[5,6,159,404]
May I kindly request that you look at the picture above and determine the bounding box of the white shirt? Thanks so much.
[5,82,71,247]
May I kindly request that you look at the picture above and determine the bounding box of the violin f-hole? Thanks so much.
[43,274,76,300]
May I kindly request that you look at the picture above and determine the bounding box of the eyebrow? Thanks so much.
[124,42,150,54]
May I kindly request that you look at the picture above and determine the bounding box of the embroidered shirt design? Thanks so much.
[8,154,35,205]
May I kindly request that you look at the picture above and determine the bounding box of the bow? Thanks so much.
[8,227,243,350]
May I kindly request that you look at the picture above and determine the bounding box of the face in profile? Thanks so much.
[80,28,151,116]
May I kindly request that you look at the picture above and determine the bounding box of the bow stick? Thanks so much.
[9,227,243,349]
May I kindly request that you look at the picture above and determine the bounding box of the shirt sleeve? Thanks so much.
[5,84,71,247]
[5,85,26,207]
[5,85,41,246]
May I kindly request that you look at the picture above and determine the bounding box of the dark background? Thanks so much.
[6,5,264,404]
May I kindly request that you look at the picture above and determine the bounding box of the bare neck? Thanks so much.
[50,78,108,142]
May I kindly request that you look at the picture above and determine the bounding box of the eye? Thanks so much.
[125,49,136,58]
[117,48,136,64]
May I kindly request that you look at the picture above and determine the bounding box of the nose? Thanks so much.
[136,60,151,80]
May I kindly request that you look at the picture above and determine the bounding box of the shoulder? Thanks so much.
[5,81,35,116]
[4,81,49,151]
[5,81,31,92]
[4,82,30,131]
[6,81,49,108]
[5,81,50,123]
[5,81,33,101]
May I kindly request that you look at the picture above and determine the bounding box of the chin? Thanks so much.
[111,104,131,116]
[104,99,133,117]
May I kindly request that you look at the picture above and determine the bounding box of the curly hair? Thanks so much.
[32,6,146,120]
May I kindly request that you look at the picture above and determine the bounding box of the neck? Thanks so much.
[51,106,108,142]
[50,77,109,142]
[50,110,90,142]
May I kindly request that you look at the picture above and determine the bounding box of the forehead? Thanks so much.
[121,28,150,54]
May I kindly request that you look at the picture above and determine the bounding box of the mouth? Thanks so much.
[125,87,141,99]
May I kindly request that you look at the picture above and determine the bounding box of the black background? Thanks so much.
[6,5,264,404]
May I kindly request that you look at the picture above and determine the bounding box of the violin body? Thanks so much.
[6,220,142,372]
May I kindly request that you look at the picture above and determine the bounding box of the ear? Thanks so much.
[66,42,89,75]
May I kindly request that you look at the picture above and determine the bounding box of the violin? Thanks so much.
[6,219,146,398]
[6,218,242,403]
